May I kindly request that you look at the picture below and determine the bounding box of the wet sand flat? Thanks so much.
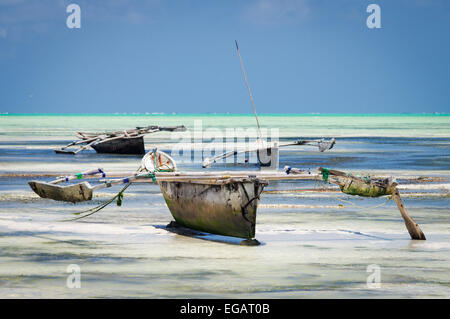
[0,114,449,298]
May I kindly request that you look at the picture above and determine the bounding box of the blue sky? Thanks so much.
[0,0,449,114]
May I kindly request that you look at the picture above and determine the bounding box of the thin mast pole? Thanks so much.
[235,40,263,140]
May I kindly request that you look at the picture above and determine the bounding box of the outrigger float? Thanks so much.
[55,125,186,155]
[29,150,177,203]
[28,149,426,245]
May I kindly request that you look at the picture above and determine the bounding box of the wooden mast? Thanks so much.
[235,40,263,140]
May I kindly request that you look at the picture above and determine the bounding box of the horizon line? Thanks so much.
[1,112,449,116]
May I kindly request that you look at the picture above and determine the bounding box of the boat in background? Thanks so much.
[55,125,187,155]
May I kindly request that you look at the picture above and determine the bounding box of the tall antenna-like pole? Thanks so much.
[235,40,262,140]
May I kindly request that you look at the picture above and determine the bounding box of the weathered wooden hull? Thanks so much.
[91,136,145,155]
[158,178,267,239]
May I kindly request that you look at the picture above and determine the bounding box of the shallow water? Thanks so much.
[0,114,449,298]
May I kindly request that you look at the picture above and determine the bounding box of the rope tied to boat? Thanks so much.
[345,172,371,184]
[148,172,157,182]
[61,183,131,222]
[321,168,330,182]
[238,180,267,238]
[152,148,159,172]
[98,168,106,178]
[334,195,392,211]
[116,190,124,206]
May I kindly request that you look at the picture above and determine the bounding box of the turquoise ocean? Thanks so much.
[0,114,449,298]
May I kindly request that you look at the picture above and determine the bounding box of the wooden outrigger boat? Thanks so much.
[55,125,187,155]
[28,149,426,244]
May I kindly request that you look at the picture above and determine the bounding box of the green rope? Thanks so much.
[362,176,371,184]
[321,168,330,182]
[61,183,131,222]
[148,172,157,182]
[352,173,371,184]
[345,171,371,184]
[116,191,124,206]
[154,156,158,173]
[144,166,175,182]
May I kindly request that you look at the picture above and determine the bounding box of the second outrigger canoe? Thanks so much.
[55,125,187,155]
[90,135,145,155]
